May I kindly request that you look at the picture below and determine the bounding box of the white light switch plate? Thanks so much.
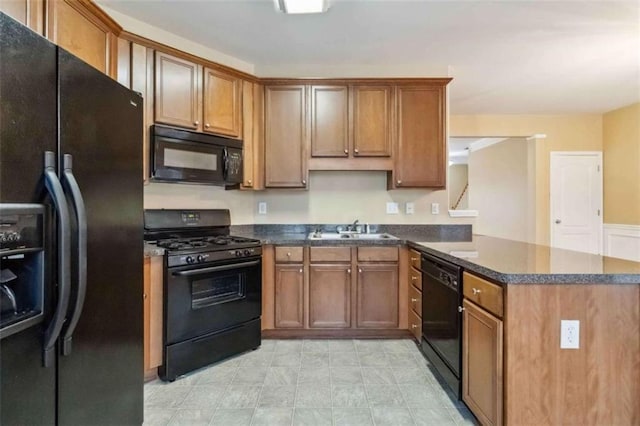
[386,202,399,214]
[258,202,267,215]
[405,202,415,214]
[560,320,580,349]
[431,203,439,215]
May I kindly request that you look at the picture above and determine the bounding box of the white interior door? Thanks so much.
[550,152,602,254]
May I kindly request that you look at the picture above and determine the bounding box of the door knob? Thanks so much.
[555,219,562,224]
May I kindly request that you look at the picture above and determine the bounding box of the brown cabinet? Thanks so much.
[351,85,393,157]
[154,51,200,129]
[47,0,120,78]
[308,264,351,328]
[0,0,44,34]
[462,299,503,426]
[392,84,447,188]
[241,80,264,189]
[274,264,305,328]
[356,263,399,328]
[408,308,421,341]
[203,67,242,138]
[310,85,349,157]
[143,256,163,380]
[264,85,308,188]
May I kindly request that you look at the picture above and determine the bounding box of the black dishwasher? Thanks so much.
[420,252,463,398]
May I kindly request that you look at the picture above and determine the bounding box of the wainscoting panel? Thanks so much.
[603,224,640,261]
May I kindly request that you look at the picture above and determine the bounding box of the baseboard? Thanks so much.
[262,329,413,339]
[603,224,640,262]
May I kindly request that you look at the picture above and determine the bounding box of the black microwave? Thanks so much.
[150,125,243,187]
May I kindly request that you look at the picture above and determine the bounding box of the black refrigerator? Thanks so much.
[0,13,143,425]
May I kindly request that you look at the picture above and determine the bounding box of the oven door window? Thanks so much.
[191,271,245,309]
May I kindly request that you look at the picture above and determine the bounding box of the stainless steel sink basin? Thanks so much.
[307,232,398,240]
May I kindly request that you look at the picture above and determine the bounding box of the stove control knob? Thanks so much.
[185,256,195,264]
[244,249,251,256]
[196,255,205,263]
[235,250,243,257]
[0,233,5,243]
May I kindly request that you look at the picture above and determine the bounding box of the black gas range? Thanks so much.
[144,209,262,381]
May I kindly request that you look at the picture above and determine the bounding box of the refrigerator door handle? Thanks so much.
[42,151,72,367]
[60,154,87,356]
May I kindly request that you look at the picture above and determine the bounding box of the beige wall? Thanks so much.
[449,164,468,209]
[451,114,603,245]
[468,138,534,242]
[603,102,640,225]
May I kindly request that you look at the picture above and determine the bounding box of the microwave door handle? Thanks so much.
[222,148,229,181]
[60,154,87,357]
[42,151,72,368]
[172,259,261,277]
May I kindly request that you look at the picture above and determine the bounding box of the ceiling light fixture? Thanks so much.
[275,0,329,14]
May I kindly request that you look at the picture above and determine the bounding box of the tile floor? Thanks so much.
[144,339,477,426]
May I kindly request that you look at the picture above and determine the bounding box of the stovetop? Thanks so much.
[155,235,260,252]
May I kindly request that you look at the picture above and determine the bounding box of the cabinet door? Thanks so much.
[154,51,200,130]
[275,264,305,328]
[352,85,392,157]
[356,263,399,328]
[241,81,264,189]
[394,85,446,188]
[143,258,150,371]
[47,0,117,77]
[131,43,153,182]
[462,299,503,426]
[265,85,307,188]
[309,264,351,328]
[0,0,44,34]
[310,85,349,157]
[203,67,242,138]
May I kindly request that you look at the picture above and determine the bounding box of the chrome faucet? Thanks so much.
[347,219,360,232]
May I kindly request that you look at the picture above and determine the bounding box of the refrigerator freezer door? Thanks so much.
[0,13,57,425]
[56,50,144,425]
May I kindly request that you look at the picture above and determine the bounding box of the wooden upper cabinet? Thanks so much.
[47,0,120,77]
[309,264,351,328]
[116,37,131,88]
[241,80,265,189]
[264,85,308,188]
[356,263,399,328]
[274,264,305,328]
[393,85,446,188]
[154,51,200,130]
[0,0,44,34]
[203,67,242,138]
[352,85,393,157]
[310,85,349,157]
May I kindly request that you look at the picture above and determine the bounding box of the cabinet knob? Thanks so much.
[411,324,417,329]
[194,120,199,126]
[472,288,481,295]
[248,179,252,184]
[358,268,362,273]
[411,298,418,303]
[411,276,417,281]
[299,268,303,273]
[555,219,562,224]
[354,148,359,154]
[458,306,466,312]
[302,180,306,185]
[397,180,402,185]
[205,123,210,128]
[347,268,351,274]
[411,257,417,262]
[287,252,291,257]
[143,293,147,299]
[344,149,348,154]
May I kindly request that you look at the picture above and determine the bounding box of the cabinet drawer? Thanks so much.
[275,246,304,263]
[409,267,422,291]
[409,249,421,269]
[310,246,351,262]
[409,284,422,317]
[409,308,422,341]
[463,272,504,318]
[357,246,398,262]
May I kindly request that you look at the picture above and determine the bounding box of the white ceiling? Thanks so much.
[98,0,640,114]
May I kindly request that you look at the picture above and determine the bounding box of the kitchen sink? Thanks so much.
[307,232,398,240]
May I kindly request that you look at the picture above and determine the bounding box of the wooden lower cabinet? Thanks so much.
[274,264,305,328]
[462,299,503,426]
[308,264,351,328]
[356,263,399,328]
[143,256,163,380]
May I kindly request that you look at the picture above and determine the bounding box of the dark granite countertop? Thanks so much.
[230,224,640,285]
[411,235,640,285]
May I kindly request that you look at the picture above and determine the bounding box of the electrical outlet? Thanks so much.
[386,202,399,214]
[258,202,267,215]
[431,203,439,215]
[405,202,415,215]
[560,320,580,349]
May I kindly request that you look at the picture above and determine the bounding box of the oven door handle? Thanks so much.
[172,259,260,276]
